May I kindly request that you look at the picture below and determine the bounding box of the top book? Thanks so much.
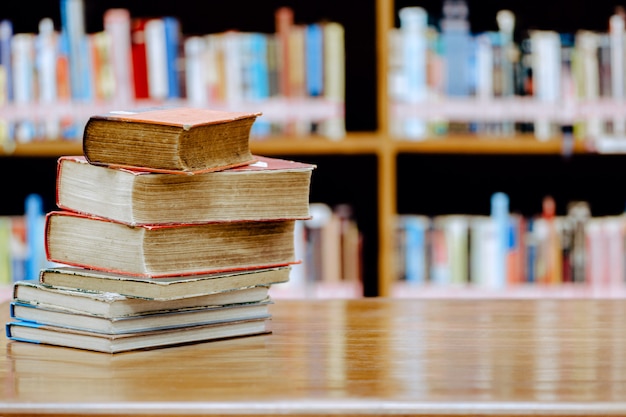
[82,107,261,174]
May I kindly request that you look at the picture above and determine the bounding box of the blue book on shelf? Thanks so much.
[403,215,429,285]
[0,20,13,102]
[163,16,181,99]
[60,0,92,101]
[246,33,271,137]
[305,23,323,97]
[24,194,46,281]
[490,192,509,288]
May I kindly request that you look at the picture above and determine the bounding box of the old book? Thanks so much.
[10,299,272,335]
[13,278,273,315]
[45,211,296,277]
[82,107,261,174]
[6,317,270,353]
[37,265,290,300]
[56,155,315,225]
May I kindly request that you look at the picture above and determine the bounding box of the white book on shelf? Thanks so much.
[222,30,244,104]
[184,36,207,106]
[320,21,346,140]
[399,6,428,140]
[36,17,57,104]
[11,33,35,142]
[530,30,561,141]
[144,18,168,100]
[575,30,602,138]
[610,13,625,136]
[103,8,134,104]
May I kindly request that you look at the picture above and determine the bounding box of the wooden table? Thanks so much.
[1,297,626,416]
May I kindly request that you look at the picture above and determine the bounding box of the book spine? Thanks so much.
[24,194,46,281]
[223,30,244,104]
[402,215,429,285]
[530,30,561,140]
[275,6,293,99]
[60,0,92,101]
[399,7,429,139]
[163,16,181,99]
[144,18,169,100]
[610,13,626,136]
[320,21,346,139]
[305,23,323,97]
[130,17,149,99]
[184,36,207,106]
[103,8,134,104]
[11,33,36,142]
[0,19,13,102]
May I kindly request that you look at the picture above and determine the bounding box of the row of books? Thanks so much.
[389,1,626,142]
[5,106,315,353]
[0,1,345,145]
[395,196,626,291]
[0,202,364,299]
[276,203,363,299]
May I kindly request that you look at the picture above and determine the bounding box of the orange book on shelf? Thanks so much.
[275,6,293,99]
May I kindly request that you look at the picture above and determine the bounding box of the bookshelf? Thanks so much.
[3,0,626,297]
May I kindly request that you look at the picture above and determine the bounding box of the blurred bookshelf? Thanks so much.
[4,0,626,298]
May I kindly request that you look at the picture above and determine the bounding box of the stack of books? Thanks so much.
[5,107,315,353]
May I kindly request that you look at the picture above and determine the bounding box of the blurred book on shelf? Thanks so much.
[390,2,626,147]
[0,1,346,146]
[270,202,363,299]
[393,194,626,298]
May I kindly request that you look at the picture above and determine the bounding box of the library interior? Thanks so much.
[2,0,626,415]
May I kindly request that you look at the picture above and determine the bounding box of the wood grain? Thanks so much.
[1,298,626,416]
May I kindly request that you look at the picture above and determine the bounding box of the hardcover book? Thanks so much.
[6,317,270,353]
[82,107,261,174]
[44,211,296,277]
[56,155,315,225]
[13,278,273,314]
[36,266,289,300]
[10,299,272,335]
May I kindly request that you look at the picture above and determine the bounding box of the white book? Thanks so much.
[103,8,134,103]
[184,36,207,106]
[576,30,602,138]
[320,22,346,140]
[610,13,625,135]
[223,31,243,104]
[530,30,561,141]
[399,7,428,139]
[11,33,35,142]
[144,18,168,100]
[36,17,57,103]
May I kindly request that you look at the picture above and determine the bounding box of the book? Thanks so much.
[13,278,273,314]
[103,9,134,103]
[56,155,314,225]
[10,299,272,335]
[37,265,288,300]
[45,211,296,277]
[82,107,260,174]
[144,18,168,100]
[6,317,270,353]
[130,17,149,99]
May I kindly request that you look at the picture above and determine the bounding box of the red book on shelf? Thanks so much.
[130,17,149,99]
[44,210,298,278]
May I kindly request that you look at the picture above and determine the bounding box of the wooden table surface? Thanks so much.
[1,297,626,416]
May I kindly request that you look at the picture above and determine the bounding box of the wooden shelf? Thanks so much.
[393,134,590,155]
[2,133,596,158]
